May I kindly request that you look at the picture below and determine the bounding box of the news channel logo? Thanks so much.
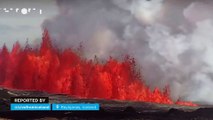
[0,7,42,15]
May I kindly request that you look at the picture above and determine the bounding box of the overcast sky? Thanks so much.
[0,0,57,49]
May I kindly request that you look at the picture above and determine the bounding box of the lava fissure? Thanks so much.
[0,30,197,106]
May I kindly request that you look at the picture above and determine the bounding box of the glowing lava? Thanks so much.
[0,30,197,106]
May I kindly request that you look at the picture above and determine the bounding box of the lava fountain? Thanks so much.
[0,30,196,106]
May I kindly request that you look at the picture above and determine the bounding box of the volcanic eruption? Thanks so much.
[0,29,196,106]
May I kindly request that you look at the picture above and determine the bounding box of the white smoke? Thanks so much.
[145,20,213,104]
[184,2,213,23]
[113,0,164,24]
[43,0,213,104]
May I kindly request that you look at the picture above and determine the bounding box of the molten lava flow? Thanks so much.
[0,30,197,106]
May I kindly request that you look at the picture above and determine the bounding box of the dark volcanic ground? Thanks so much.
[0,87,213,120]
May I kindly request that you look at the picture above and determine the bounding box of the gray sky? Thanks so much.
[0,0,57,48]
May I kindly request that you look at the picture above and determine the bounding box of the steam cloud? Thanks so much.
[42,0,213,104]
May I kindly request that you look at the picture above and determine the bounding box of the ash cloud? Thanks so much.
[43,0,213,104]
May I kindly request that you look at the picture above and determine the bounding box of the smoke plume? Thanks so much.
[42,0,213,104]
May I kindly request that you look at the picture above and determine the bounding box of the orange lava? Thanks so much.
[0,30,197,106]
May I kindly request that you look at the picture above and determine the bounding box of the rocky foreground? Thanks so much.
[0,87,213,120]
